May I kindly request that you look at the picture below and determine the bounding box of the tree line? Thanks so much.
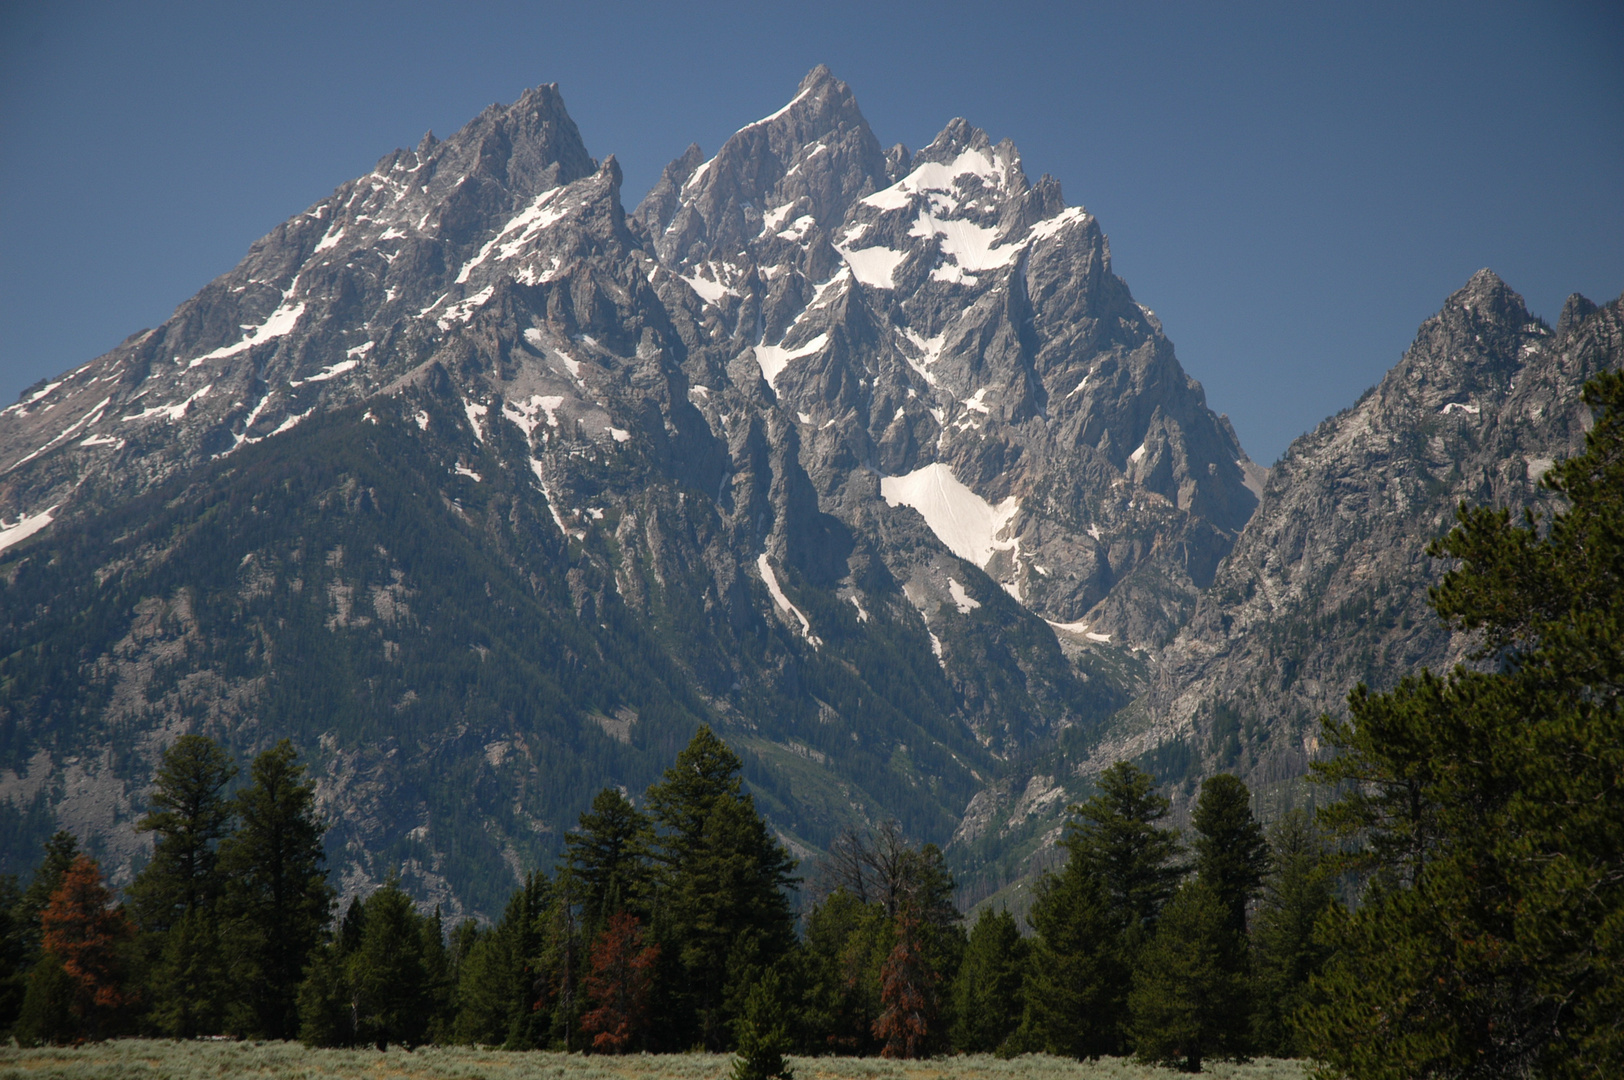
[0,725,1329,1070]
[3,370,1621,1077]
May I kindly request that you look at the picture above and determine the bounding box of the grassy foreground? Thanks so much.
[0,1042,1311,1080]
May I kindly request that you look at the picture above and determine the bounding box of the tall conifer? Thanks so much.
[219,739,333,1039]
[1025,761,1181,1057]
[644,727,797,1049]
[1304,371,1624,1077]
[127,734,236,1037]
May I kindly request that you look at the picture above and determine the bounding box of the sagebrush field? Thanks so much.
[0,1043,1311,1080]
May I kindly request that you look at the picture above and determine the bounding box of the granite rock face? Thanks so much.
[0,70,1261,910]
[1095,273,1622,817]
[945,277,1623,909]
[635,65,1262,647]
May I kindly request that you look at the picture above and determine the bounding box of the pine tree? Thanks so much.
[126,734,236,1037]
[730,964,796,1080]
[873,907,935,1058]
[533,872,584,1051]
[1191,774,1269,936]
[645,727,797,1049]
[1249,810,1335,1057]
[1124,772,1270,1066]
[802,888,888,1054]
[350,883,443,1050]
[1025,761,1182,1057]
[219,739,334,1039]
[950,907,1027,1053]
[566,788,651,939]
[16,831,78,961]
[579,910,659,1052]
[17,856,133,1044]
[297,880,448,1049]
[1303,371,1624,1078]
[1127,879,1246,1072]
[9,834,85,1043]
[450,871,550,1047]
[0,874,23,1037]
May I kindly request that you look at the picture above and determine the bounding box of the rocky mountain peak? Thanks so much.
[1105,272,1616,827]
[636,67,888,270]
[1558,291,1599,338]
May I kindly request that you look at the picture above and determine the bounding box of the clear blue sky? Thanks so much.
[2,1,1620,464]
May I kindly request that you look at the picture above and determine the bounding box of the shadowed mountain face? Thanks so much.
[6,67,1608,917]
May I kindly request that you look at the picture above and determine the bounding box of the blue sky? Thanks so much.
[2,1,1620,464]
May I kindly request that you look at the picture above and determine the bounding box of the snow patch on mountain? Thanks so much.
[862,147,1005,212]
[880,463,1019,569]
[755,333,829,391]
[193,299,306,365]
[0,504,58,554]
[757,554,820,647]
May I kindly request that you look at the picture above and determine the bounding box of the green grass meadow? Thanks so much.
[0,1043,1311,1080]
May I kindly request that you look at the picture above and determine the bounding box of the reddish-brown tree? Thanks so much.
[41,856,134,1032]
[873,909,935,1058]
[579,910,659,1053]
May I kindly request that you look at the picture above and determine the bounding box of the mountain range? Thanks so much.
[1,67,1617,917]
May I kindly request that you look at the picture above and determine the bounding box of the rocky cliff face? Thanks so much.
[1101,274,1621,814]
[634,66,1263,649]
[0,68,1262,912]
[944,277,1623,909]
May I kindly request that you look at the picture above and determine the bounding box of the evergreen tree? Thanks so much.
[16,856,133,1044]
[1190,774,1269,936]
[14,953,77,1047]
[532,872,584,1051]
[1127,879,1247,1072]
[950,907,1027,1053]
[579,910,659,1052]
[1303,371,1624,1078]
[350,884,444,1049]
[0,874,26,1037]
[801,888,888,1054]
[1124,772,1269,1066]
[297,880,448,1049]
[450,871,550,1047]
[565,788,651,939]
[730,964,796,1080]
[219,739,334,1039]
[7,834,82,1042]
[873,907,934,1058]
[15,831,78,961]
[126,734,236,1037]
[645,727,797,1049]
[1024,761,1182,1057]
[1249,810,1335,1057]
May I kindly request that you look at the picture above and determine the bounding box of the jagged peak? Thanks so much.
[1443,268,1530,327]
[728,65,869,145]
[1558,292,1599,338]
[431,81,596,196]
[916,117,994,163]
[798,64,836,94]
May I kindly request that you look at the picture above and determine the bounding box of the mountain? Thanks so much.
[0,68,1263,915]
[952,277,1624,905]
